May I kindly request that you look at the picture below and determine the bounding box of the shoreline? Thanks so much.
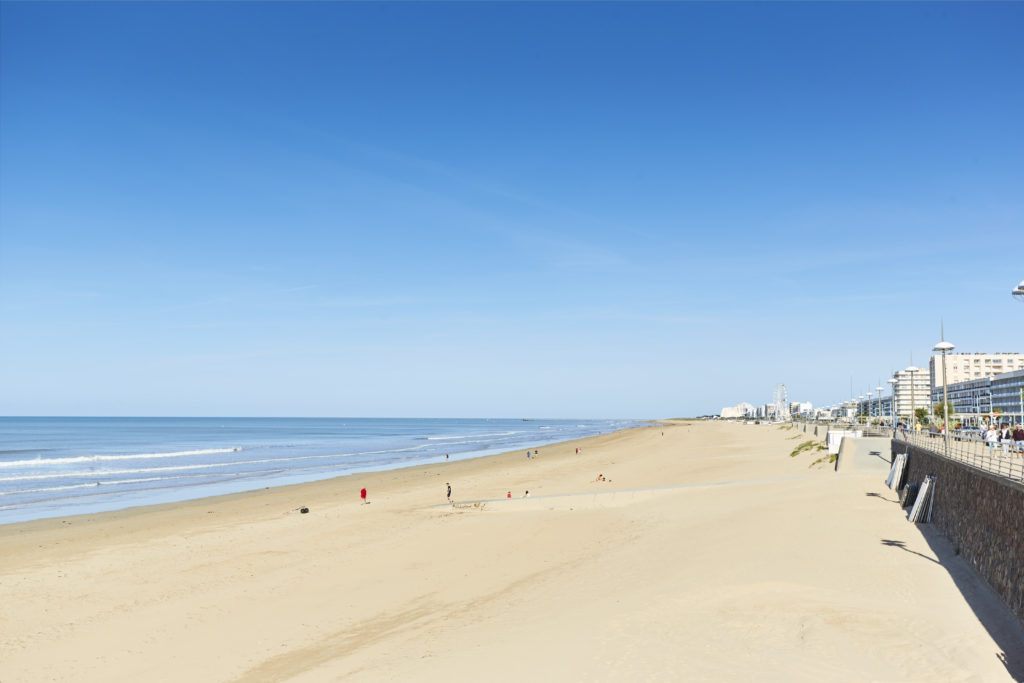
[0,421,658,542]
[0,418,648,528]
[3,419,1021,682]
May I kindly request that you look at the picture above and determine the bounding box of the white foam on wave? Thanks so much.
[0,475,221,497]
[0,447,242,469]
[0,445,432,483]
[426,431,519,441]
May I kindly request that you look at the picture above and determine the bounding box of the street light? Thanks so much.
[933,340,954,456]
[887,378,898,432]
[876,386,884,428]
[866,392,873,424]
[907,366,920,432]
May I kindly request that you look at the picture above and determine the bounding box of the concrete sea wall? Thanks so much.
[895,441,1024,624]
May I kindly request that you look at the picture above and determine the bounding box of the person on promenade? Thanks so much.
[1000,424,1012,455]
[985,426,999,454]
[1013,424,1024,455]
[360,487,367,504]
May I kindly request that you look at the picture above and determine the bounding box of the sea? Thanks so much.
[0,417,638,524]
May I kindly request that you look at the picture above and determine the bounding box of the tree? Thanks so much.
[914,407,929,425]
[933,401,954,423]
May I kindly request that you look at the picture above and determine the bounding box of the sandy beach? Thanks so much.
[1,420,1021,682]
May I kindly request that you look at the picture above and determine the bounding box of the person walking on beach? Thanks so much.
[507,491,512,498]
[523,490,530,498]
[360,487,367,504]
[446,482,452,503]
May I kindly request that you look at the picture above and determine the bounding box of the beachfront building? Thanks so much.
[891,368,931,421]
[855,395,888,421]
[929,352,1024,389]
[930,377,992,425]
[789,401,813,418]
[720,402,755,419]
[878,396,893,420]
[930,369,1024,425]
[991,370,1024,424]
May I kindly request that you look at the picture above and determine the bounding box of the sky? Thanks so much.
[1,2,1022,419]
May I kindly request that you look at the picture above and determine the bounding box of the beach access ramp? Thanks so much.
[835,436,894,474]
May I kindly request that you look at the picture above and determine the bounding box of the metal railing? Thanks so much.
[883,426,1023,483]
[790,419,1024,483]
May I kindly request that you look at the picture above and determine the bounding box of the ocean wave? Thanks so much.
[0,447,243,469]
[0,446,433,483]
[423,431,520,441]
[0,474,231,497]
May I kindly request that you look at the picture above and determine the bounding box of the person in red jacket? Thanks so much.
[360,487,367,504]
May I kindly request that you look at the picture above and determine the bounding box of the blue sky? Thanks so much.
[1,2,1022,418]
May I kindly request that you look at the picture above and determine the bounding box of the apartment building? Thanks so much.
[929,369,1024,423]
[991,369,1024,422]
[930,352,1024,389]
[892,368,931,419]
[930,377,993,421]
[720,402,754,419]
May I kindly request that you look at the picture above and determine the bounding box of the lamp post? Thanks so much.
[933,340,954,456]
[866,392,873,425]
[907,366,920,433]
[876,386,884,429]
[887,378,898,433]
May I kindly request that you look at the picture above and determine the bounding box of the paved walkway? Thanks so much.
[835,436,894,474]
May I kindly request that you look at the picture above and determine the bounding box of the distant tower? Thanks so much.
[773,383,790,422]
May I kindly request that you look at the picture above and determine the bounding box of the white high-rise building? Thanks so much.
[930,352,1024,389]
[892,368,930,420]
[720,402,755,419]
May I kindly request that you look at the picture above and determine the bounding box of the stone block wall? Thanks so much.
[895,441,1024,624]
